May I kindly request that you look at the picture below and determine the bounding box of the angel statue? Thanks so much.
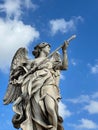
[3,35,76,130]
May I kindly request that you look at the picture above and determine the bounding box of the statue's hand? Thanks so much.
[62,41,69,51]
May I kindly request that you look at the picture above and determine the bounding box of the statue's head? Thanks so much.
[32,42,51,58]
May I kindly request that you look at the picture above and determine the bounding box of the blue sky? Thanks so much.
[0,0,98,130]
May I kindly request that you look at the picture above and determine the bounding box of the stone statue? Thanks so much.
[3,35,76,130]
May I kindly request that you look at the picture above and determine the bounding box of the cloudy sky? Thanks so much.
[0,0,98,130]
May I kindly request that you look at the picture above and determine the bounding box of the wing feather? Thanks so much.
[3,84,17,104]
[3,48,28,105]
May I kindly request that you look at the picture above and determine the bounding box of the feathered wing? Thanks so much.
[3,48,28,105]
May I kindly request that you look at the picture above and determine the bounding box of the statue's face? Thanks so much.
[42,45,50,55]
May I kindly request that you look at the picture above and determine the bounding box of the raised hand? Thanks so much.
[62,41,69,51]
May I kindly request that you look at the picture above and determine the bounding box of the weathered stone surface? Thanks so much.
[3,38,73,130]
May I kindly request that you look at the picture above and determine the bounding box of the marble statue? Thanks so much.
[3,35,76,130]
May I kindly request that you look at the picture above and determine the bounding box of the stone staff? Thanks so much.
[47,34,76,58]
[13,35,76,84]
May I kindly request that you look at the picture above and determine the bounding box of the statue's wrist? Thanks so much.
[63,50,67,53]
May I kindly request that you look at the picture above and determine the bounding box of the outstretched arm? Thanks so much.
[54,41,68,70]
[61,41,68,70]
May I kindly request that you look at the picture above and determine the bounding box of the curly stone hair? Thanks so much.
[32,42,51,58]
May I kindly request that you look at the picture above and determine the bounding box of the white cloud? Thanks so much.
[77,118,98,129]
[49,16,83,35]
[0,0,22,19]
[67,92,98,104]
[60,73,65,80]
[66,95,90,104]
[70,58,77,66]
[0,0,40,72]
[66,92,98,115]
[0,0,37,20]
[92,92,98,99]
[84,101,98,114]
[70,118,98,130]
[88,62,98,74]
[0,19,39,71]
[49,18,74,35]
[58,101,72,119]
[24,0,38,10]
[91,64,98,74]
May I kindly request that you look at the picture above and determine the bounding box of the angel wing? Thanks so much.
[3,47,28,105]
